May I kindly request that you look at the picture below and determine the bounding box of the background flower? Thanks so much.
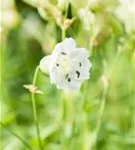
[115,0,135,33]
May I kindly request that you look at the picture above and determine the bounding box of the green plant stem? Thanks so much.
[93,47,122,148]
[64,0,69,19]
[62,29,66,40]
[61,96,74,149]
[31,66,43,150]
[0,122,33,150]
[64,98,74,137]
[81,112,90,150]
[61,0,69,40]
[42,98,63,140]
[93,86,108,149]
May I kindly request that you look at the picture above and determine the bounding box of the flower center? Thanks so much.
[55,52,83,83]
[56,52,71,73]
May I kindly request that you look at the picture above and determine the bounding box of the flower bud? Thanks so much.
[62,18,76,30]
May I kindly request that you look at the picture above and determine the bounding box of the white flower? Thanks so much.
[115,0,135,33]
[78,9,95,30]
[40,38,92,90]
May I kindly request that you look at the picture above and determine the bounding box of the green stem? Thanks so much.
[31,66,43,150]
[81,112,90,150]
[64,0,69,19]
[61,0,69,40]
[0,122,33,150]
[93,86,108,149]
[62,29,66,40]
[42,98,63,140]
[93,48,121,146]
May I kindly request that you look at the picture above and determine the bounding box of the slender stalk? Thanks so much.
[0,122,33,150]
[93,47,122,148]
[81,112,90,150]
[31,66,43,150]
[64,0,69,19]
[95,87,108,138]
[42,98,63,140]
[61,94,74,149]
[86,89,107,149]
[62,29,66,40]
[61,0,69,40]
[132,51,135,140]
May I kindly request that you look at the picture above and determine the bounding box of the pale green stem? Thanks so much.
[93,48,122,146]
[64,0,69,19]
[80,92,91,150]
[31,66,43,150]
[85,0,93,55]
[132,51,135,139]
[109,50,121,76]
[62,29,66,40]
[61,0,69,40]
[64,98,74,130]
[62,96,74,149]
[81,112,90,150]
[42,98,63,140]
[94,86,108,143]
[0,122,33,150]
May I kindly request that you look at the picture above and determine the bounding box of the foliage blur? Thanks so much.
[0,0,135,150]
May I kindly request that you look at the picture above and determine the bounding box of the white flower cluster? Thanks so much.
[40,38,92,90]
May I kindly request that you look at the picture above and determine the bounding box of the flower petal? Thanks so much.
[50,64,82,90]
[66,79,82,90]
[69,48,90,59]
[52,38,76,57]
[39,55,52,74]
[49,64,64,87]
[62,38,76,51]
[52,43,63,57]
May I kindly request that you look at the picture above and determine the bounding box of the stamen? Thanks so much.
[79,62,82,67]
[56,63,59,66]
[61,52,67,55]
[65,73,69,79]
[68,78,71,82]
[65,74,71,82]
[76,71,80,78]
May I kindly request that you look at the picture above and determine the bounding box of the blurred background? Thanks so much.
[0,0,135,150]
